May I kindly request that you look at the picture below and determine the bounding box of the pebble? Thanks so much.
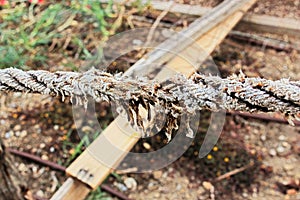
[39,143,46,149]
[36,190,44,197]
[282,142,291,149]
[283,164,294,171]
[20,130,27,138]
[13,124,21,131]
[153,170,163,179]
[154,193,161,198]
[124,177,137,191]
[34,124,42,134]
[197,187,205,195]
[81,126,92,133]
[50,146,55,153]
[162,172,168,178]
[276,146,285,154]
[53,125,59,131]
[287,189,297,195]
[278,135,286,141]
[202,181,213,190]
[260,135,267,141]
[176,184,182,191]
[148,182,158,190]
[31,166,38,174]
[18,163,27,172]
[114,182,128,192]
[41,155,49,160]
[255,51,265,58]
[143,142,151,150]
[269,149,277,156]
[242,192,248,197]
[5,131,12,139]
[15,131,20,137]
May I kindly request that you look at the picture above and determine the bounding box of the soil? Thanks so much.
[0,1,300,200]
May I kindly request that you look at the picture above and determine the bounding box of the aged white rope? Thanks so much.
[0,67,299,138]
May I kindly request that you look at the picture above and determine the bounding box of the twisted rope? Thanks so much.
[1,68,299,139]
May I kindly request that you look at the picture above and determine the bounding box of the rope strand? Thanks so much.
[1,68,299,138]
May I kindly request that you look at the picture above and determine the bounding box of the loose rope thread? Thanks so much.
[1,68,299,140]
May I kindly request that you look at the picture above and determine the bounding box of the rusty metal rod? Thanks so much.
[7,148,131,200]
[228,111,300,126]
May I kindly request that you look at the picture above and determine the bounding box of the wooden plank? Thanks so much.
[236,14,300,37]
[159,0,257,79]
[125,0,260,76]
[148,1,300,38]
[109,0,300,38]
[50,178,91,200]
[51,0,257,199]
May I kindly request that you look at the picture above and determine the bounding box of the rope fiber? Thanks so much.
[1,67,299,139]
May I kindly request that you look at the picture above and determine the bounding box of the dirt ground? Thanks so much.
[125,35,300,200]
[0,1,300,200]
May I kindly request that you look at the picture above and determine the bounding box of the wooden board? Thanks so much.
[50,178,91,200]
[148,0,300,38]
[50,0,257,199]
[107,0,300,38]
[236,14,300,38]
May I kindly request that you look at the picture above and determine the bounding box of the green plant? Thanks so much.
[0,0,117,69]
[87,187,111,200]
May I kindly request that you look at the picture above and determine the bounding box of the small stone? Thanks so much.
[20,130,27,138]
[15,131,20,137]
[286,189,297,195]
[202,181,213,190]
[283,164,294,171]
[176,184,182,191]
[255,51,264,58]
[41,155,49,160]
[81,126,92,133]
[148,182,158,190]
[278,135,286,141]
[124,177,137,191]
[31,166,38,174]
[260,135,267,141]
[39,143,46,149]
[143,142,151,150]
[154,193,161,198]
[50,147,55,153]
[36,190,44,197]
[162,172,168,178]
[114,182,128,192]
[13,125,21,131]
[242,192,248,197]
[269,149,277,156]
[153,170,163,179]
[197,187,205,195]
[5,131,12,139]
[282,142,291,149]
[276,146,285,154]
[18,163,27,172]
[53,125,59,131]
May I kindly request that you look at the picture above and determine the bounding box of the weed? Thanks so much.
[87,187,111,200]
[0,0,117,69]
